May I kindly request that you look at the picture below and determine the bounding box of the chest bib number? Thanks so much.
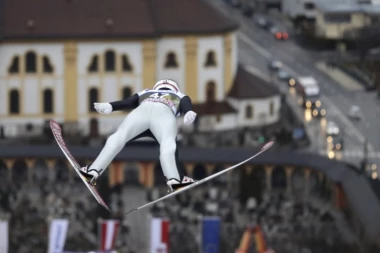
[145,92,175,109]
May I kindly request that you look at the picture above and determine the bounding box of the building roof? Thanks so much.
[193,101,237,116]
[227,65,280,99]
[150,0,238,35]
[315,0,380,14]
[1,0,238,40]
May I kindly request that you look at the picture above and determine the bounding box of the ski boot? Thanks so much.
[79,166,100,186]
[167,176,195,193]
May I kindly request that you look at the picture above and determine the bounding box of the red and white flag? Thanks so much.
[150,218,170,253]
[98,219,119,251]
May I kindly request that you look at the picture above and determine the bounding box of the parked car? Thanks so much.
[242,4,254,17]
[225,0,241,8]
[270,26,289,40]
[256,17,273,30]
[348,105,362,120]
[326,121,340,136]
[312,105,326,118]
[364,159,378,175]
[277,69,291,81]
[268,60,283,72]
[327,136,344,151]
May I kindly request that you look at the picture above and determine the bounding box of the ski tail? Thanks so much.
[50,120,110,211]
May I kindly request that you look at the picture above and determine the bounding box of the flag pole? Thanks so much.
[97,217,102,251]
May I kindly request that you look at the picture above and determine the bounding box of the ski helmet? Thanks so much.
[153,79,180,92]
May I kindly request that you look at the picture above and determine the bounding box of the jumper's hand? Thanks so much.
[184,111,197,125]
[94,103,113,114]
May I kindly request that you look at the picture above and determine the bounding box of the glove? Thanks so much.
[94,103,113,114]
[184,111,197,125]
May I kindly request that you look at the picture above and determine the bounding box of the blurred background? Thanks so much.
[1,0,380,252]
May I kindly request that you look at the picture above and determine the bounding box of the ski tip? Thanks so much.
[50,120,61,131]
[262,141,274,151]
[124,208,138,216]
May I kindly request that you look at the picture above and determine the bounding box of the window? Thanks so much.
[304,2,315,10]
[43,56,54,73]
[122,87,132,99]
[88,55,99,72]
[43,89,54,113]
[324,13,351,23]
[245,105,253,119]
[164,52,178,68]
[206,81,216,102]
[9,89,20,114]
[270,101,274,116]
[25,51,37,73]
[105,50,116,71]
[205,51,217,67]
[122,55,133,72]
[8,56,19,74]
[89,88,99,112]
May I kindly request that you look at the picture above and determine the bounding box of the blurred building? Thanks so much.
[0,0,282,138]
[282,0,317,22]
[314,0,380,40]
[0,0,238,135]
[193,65,281,133]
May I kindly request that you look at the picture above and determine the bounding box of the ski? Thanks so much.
[50,120,110,211]
[124,140,274,215]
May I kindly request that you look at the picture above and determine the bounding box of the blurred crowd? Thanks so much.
[246,193,354,253]
[147,179,357,253]
[0,164,374,253]
[0,175,136,253]
[0,181,95,252]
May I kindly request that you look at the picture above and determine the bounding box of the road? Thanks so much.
[209,0,380,169]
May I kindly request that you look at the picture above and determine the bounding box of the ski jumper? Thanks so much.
[88,89,193,182]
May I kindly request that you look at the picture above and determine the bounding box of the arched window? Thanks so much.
[88,55,99,72]
[9,89,20,114]
[89,88,99,112]
[164,52,178,68]
[43,56,54,73]
[206,81,216,102]
[122,87,132,99]
[245,105,253,119]
[8,56,20,74]
[105,50,116,71]
[270,101,274,116]
[25,51,37,73]
[205,50,217,67]
[43,89,54,113]
[122,55,133,72]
